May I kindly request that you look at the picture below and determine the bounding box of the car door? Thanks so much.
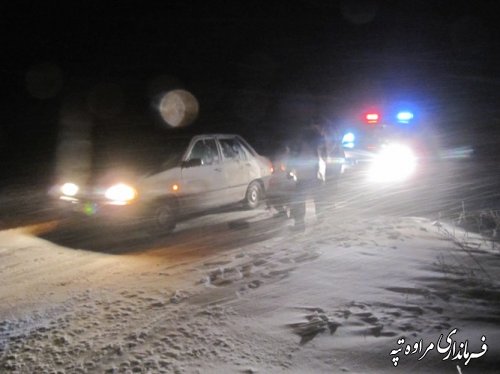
[236,136,262,181]
[179,136,226,213]
[217,136,253,202]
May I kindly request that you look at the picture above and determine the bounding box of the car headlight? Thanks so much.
[60,182,79,197]
[104,183,137,203]
[368,144,417,183]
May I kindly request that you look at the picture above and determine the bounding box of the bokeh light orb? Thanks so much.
[159,89,199,128]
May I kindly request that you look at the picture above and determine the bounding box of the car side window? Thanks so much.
[219,138,247,161]
[188,139,220,165]
[204,139,220,164]
[234,139,251,160]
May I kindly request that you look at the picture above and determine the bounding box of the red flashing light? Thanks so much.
[365,113,379,124]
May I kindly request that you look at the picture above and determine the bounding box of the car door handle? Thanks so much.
[214,168,222,172]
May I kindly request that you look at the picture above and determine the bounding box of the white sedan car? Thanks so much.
[54,134,273,235]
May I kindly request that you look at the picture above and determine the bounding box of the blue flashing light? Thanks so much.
[342,132,355,143]
[397,111,414,123]
[342,132,355,149]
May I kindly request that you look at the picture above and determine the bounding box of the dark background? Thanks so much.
[1,0,499,186]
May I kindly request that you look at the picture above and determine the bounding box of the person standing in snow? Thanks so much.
[287,117,328,231]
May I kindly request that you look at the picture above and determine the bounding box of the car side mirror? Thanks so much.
[181,158,202,168]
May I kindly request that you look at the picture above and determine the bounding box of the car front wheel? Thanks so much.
[244,181,262,209]
[147,201,176,236]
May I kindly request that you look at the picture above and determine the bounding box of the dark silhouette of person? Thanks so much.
[288,118,328,231]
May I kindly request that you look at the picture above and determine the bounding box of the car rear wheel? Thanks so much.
[244,181,262,209]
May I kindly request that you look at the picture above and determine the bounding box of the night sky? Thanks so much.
[1,1,499,185]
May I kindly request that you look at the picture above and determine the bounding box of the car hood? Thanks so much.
[135,166,182,199]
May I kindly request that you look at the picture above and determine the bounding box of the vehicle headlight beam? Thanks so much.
[104,183,137,204]
[60,182,79,196]
[368,144,417,183]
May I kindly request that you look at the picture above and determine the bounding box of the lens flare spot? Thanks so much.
[159,90,199,128]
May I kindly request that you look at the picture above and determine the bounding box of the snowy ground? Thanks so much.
[1,159,500,373]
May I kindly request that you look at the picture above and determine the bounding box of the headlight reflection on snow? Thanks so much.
[368,144,417,183]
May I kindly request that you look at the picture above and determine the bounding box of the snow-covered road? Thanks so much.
[1,198,499,373]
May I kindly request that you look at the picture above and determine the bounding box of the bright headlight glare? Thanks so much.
[369,144,417,183]
[61,182,79,196]
[105,183,137,202]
